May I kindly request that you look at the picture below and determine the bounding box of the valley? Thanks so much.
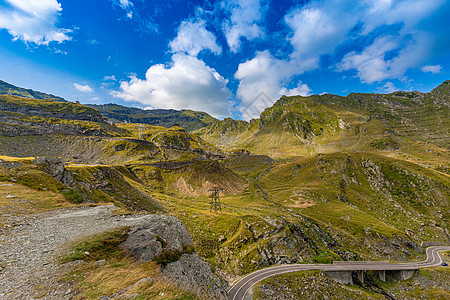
[0,80,449,299]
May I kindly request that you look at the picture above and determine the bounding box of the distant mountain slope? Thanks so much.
[0,94,128,138]
[0,94,103,122]
[87,103,216,132]
[0,80,67,102]
[0,95,220,164]
[198,80,450,158]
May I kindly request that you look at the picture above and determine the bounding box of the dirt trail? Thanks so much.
[0,205,155,299]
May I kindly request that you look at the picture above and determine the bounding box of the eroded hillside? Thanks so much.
[0,80,449,299]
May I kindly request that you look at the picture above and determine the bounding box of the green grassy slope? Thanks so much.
[87,103,216,132]
[0,110,126,137]
[0,97,219,164]
[1,148,448,300]
[198,81,450,160]
[0,80,449,299]
[0,94,103,121]
[258,152,449,243]
[0,80,67,102]
[53,151,448,278]
[116,123,219,154]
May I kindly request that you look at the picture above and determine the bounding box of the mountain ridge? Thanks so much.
[86,103,216,132]
[0,80,67,102]
[0,79,449,299]
[197,80,450,158]
[0,79,218,132]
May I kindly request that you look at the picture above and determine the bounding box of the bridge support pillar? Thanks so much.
[323,271,353,285]
[377,270,386,282]
[357,270,364,283]
[393,270,417,281]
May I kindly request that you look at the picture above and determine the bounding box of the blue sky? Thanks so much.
[0,0,449,120]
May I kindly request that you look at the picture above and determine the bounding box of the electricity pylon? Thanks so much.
[208,186,223,214]
[138,124,147,139]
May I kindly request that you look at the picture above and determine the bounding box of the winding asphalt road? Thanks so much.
[227,246,450,300]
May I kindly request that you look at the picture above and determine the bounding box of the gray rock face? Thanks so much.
[0,122,47,136]
[0,159,23,169]
[0,114,111,137]
[163,253,229,300]
[120,215,193,261]
[121,226,164,261]
[33,156,75,186]
[0,101,105,123]
[121,215,229,299]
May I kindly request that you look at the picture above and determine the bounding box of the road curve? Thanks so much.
[228,246,450,300]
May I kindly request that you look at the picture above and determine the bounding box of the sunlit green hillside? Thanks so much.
[198,81,450,161]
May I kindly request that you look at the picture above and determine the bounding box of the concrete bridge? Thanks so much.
[323,264,417,285]
[228,246,450,300]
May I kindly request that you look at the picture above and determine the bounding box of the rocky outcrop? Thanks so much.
[0,114,112,137]
[0,122,47,136]
[0,158,23,169]
[33,156,75,187]
[162,253,229,299]
[0,100,104,123]
[86,103,216,132]
[121,216,229,299]
[120,215,193,261]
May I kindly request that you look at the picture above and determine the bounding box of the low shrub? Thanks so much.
[61,227,130,263]
[154,244,195,267]
[61,188,85,204]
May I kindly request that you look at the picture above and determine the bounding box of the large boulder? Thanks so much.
[163,253,229,299]
[120,215,229,299]
[120,215,193,261]
[33,156,75,186]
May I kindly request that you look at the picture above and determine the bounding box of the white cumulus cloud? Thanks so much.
[112,53,232,118]
[0,0,72,45]
[74,83,94,93]
[280,83,312,97]
[421,65,442,74]
[284,3,354,62]
[235,51,311,119]
[170,19,222,56]
[279,0,444,85]
[223,0,265,53]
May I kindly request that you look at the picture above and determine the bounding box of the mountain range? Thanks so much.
[0,79,449,299]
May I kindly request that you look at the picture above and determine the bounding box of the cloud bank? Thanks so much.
[0,0,72,45]
[112,54,232,118]
[110,0,447,120]
[233,0,446,119]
